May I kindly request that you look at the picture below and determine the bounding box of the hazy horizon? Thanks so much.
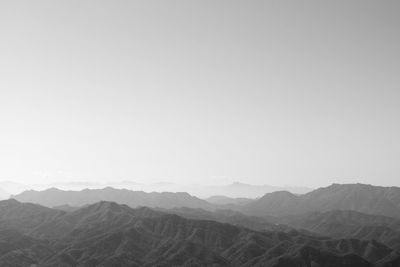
[0,178,395,189]
[1,0,400,188]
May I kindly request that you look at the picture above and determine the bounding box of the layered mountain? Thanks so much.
[167,206,400,252]
[12,187,215,210]
[156,207,287,232]
[279,210,400,251]
[242,183,400,218]
[0,199,399,266]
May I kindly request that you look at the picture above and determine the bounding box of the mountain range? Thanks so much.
[12,183,400,219]
[0,199,399,266]
[0,180,312,198]
[12,187,215,210]
[5,183,400,266]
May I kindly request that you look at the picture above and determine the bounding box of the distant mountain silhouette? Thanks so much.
[196,182,312,198]
[12,187,215,210]
[1,180,312,198]
[242,183,400,218]
[0,199,399,266]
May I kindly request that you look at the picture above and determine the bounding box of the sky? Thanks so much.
[0,0,399,188]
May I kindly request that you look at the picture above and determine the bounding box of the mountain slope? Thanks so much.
[243,183,400,218]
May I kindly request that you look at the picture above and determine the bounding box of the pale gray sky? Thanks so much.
[0,0,399,187]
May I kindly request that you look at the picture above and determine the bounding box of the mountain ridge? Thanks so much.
[12,187,215,211]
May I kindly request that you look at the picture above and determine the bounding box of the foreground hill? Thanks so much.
[242,183,400,218]
[12,187,215,210]
[0,199,399,266]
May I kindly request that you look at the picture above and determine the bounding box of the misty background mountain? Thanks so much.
[0,180,312,199]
